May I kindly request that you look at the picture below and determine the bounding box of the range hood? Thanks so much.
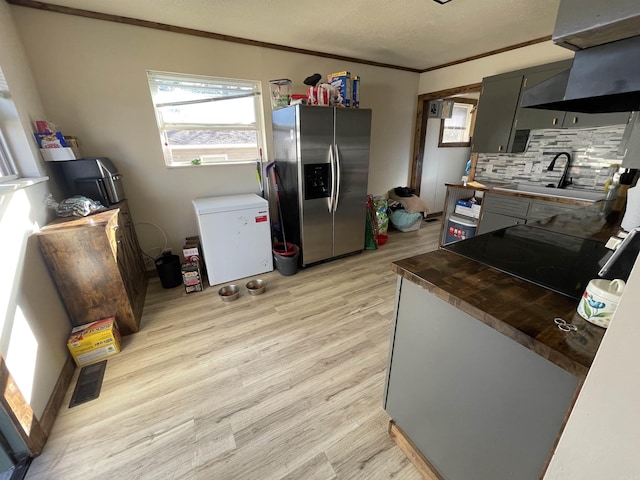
[521,0,640,113]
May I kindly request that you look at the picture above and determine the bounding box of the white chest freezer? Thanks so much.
[193,194,273,286]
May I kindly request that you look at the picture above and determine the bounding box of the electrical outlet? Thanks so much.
[533,163,543,174]
[485,163,493,174]
[524,161,533,174]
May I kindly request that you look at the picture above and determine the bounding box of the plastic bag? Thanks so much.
[373,196,389,234]
[45,194,105,217]
[389,209,423,232]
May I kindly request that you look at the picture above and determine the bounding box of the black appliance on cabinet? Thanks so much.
[50,157,125,206]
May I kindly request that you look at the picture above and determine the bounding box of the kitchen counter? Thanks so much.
[392,249,603,378]
[395,201,619,377]
[383,203,623,479]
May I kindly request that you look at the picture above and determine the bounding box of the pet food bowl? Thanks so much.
[218,284,240,302]
[246,279,267,295]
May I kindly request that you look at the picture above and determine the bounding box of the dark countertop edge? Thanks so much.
[446,181,599,206]
[488,189,596,206]
[391,254,591,379]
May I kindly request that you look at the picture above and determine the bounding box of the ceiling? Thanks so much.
[8,0,563,71]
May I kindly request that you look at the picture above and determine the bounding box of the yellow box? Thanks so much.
[67,317,121,367]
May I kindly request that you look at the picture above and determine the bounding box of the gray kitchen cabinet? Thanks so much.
[514,62,571,131]
[527,199,585,221]
[618,111,640,168]
[477,192,589,235]
[471,74,524,154]
[562,111,630,129]
[473,60,631,154]
[477,210,526,234]
[477,193,530,235]
[384,278,579,480]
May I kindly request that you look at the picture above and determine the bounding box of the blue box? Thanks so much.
[352,75,360,108]
[328,71,352,107]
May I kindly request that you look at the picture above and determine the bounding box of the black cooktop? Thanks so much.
[443,224,611,300]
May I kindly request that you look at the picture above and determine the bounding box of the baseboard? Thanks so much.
[39,356,75,442]
[388,420,443,480]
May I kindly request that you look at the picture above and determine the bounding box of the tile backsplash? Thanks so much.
[474,125,627,191]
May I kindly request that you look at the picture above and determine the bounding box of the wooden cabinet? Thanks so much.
[37,202,148,335]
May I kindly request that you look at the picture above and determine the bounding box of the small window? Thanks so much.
[0,68,19,182]
[146,70,265,167]
[438,98,477,148]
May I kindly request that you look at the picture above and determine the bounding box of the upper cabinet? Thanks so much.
[561,111,631,129]
[472,59,631,154]
[513,62,571,131]
[470,74,524,154]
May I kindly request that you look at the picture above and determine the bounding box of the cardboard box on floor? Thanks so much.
[182,261,203,294]
[183,235,207,281]
[67,317,121,367]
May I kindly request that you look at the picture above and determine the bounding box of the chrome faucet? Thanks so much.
[546,152,572,189]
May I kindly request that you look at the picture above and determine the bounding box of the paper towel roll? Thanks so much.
[622,185,640,231]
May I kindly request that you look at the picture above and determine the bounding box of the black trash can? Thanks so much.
[155,253,182,288]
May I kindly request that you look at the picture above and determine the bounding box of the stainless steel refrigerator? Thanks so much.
[272,105,372,267]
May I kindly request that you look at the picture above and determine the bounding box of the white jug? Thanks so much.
[576,278,625,328]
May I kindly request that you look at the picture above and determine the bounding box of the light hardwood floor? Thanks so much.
[26,220,441,480]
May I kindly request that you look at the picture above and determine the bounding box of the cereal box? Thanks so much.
[328,71,352,107]
[67,317,121,367]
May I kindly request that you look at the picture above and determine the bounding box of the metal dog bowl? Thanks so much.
[218,284,240,302]
[245,279,267,296]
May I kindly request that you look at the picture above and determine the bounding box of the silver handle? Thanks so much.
[498,145,503,152]
[328,145,336,213]
[333,144,341,212]
[552,117,558,125]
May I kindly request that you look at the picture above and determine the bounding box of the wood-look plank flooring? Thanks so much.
[26,220,441,480]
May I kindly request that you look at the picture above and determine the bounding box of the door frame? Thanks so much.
[408,83,482,196]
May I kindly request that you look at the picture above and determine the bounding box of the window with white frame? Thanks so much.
[146,70,265,167]
[438,98,477,148]
[0,129,18,181]
[0,68,18,182]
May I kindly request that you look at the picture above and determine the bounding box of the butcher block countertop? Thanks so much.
[391,202,624,378]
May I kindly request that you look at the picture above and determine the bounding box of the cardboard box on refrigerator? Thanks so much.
[67,317,121,367]
[328,71,352,108]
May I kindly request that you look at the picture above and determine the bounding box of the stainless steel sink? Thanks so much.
[494,184,605,202]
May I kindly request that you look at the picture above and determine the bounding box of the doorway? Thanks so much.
[408,84,482,215]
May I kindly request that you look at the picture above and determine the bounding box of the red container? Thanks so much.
[272,242,299,257]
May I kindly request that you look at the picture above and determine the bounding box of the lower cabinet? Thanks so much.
[477,192,590,235]
[477,210,525,234]
[384,278,579,480]
[37,201,148,335]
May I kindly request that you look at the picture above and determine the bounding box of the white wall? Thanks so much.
[419,41,573,95]
[11,7,420,258]
[0,2,72,418]
[419,117,469,213]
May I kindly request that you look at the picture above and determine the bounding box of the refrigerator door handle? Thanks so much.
[328,145,336,213]
[333,143,341,212]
